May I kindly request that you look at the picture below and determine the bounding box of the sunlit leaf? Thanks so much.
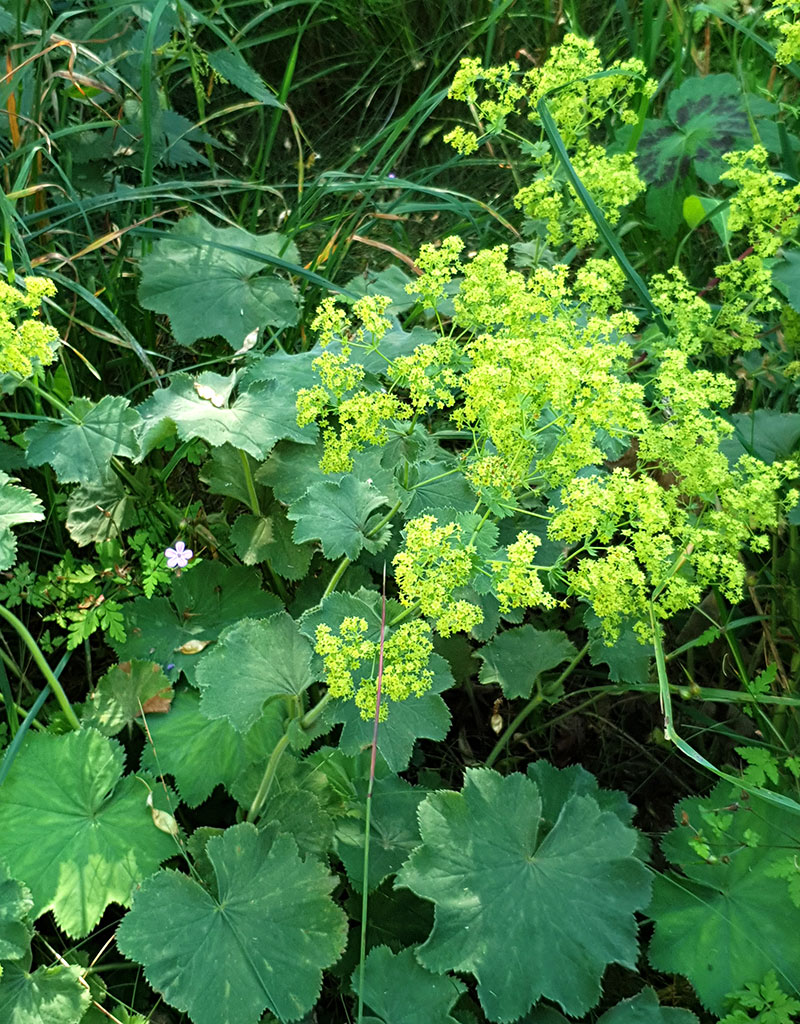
[0,473,44,571]
[0,730,175,937]
[138,215,300,347]
[25,396,140,485]
[82,660,172,736]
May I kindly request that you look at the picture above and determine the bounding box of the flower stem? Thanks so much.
[357,566,387,1024]
[0,604,80,731]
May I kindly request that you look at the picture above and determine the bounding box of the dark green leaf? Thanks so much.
[353,946,465,1024]
[336,775,426,892]
[65,474,133,546]
[116,823,347,1024]
[648,782,800,1014]
[475,625,576,699]
[396,767,651,1020]
[206,48,283,107]
[196,613,316,732]
[113,562,283,686]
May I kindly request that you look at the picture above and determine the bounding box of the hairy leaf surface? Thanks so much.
[288,476,390,560]
[0,959,90,1024]
[136,374,313,460]
[113,562,282,686]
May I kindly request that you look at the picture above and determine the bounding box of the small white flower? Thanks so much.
[165,540,193,569]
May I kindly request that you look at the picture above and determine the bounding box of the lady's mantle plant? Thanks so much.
[0,28,799,1024]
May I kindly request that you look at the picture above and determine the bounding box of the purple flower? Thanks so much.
[165,540,193,569]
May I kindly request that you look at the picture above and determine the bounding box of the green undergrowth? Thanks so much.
[1,1,800,1023]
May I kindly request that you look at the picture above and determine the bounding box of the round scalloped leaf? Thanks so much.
[475,625,577,699]
[288,476,390,561]
[0,960,90,1024]
[196,612,316,732]
[0,864,33,962]
[25,395,140,485]
[396,767,651,1022]
[82,660,172,736]
[116,822,347,1024]
[0,729,175,937]
[137,214,300,347]
[136,374,313,461]
[352,945,465,1024]
[648,782,800,1014]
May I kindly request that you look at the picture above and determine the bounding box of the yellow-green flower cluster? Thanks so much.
[550,451,797,642]
[298,294,409,472]
[491,531,557,612]
[439,247,644,487]
[513,143,645,250]
[638,348,735,494]
[521,35,653,144]
[410,236,465,308]
[388,335,460,412]
[444,38,652,250]
[765,0,800,65]
[393,515,483,636]
[0,277,59,377]
[444,58,527,155]
[314,616,434,721]
[649,268,713,356]
[721,147,800,259]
